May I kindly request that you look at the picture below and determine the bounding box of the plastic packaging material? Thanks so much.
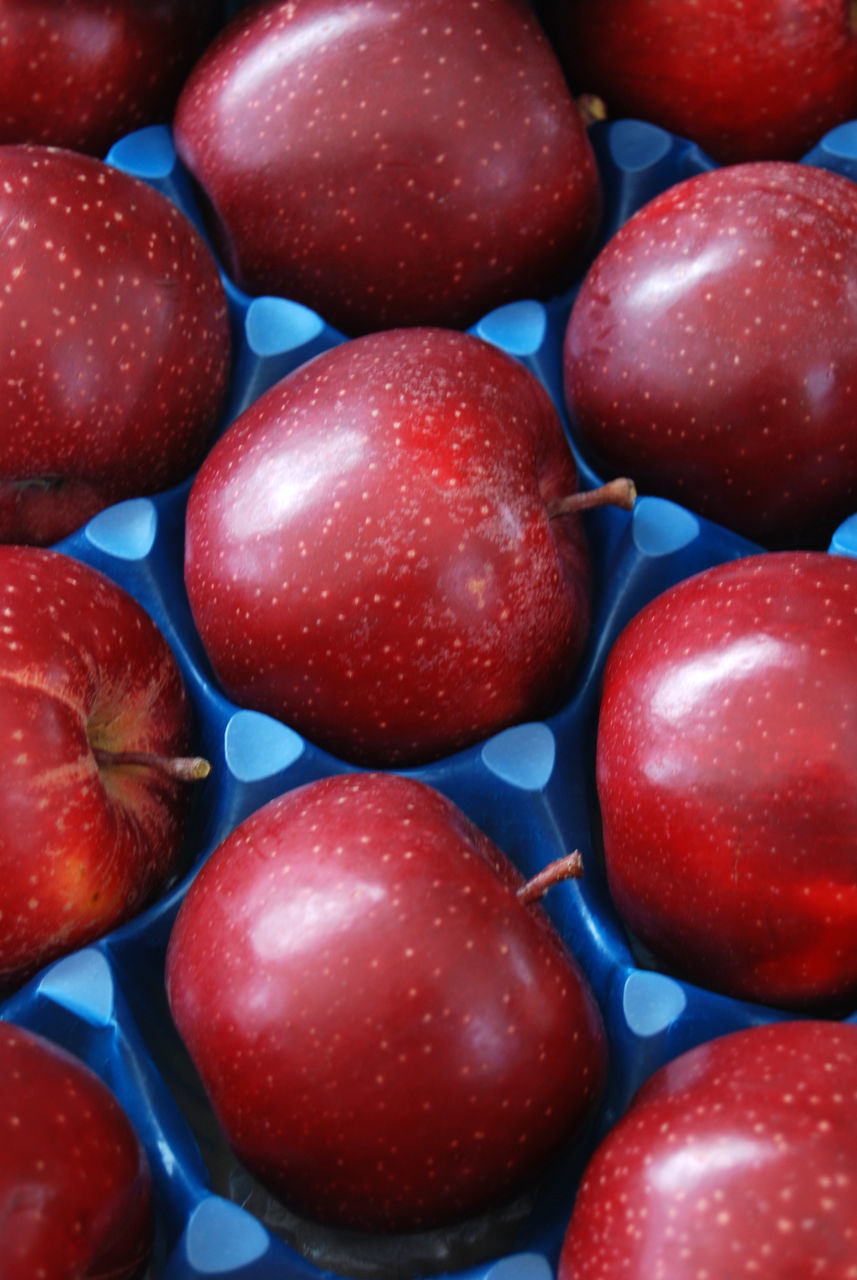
[4,115,857,1279]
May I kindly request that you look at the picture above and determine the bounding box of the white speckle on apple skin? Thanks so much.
[185,327,592,767]
[558,1020,857,1279]
[0,144,231,545]
[173,0,601,335]
[596,550,857,1011]
[564,161,857,546]
[0,546,195,989]
[166,771,607,1235]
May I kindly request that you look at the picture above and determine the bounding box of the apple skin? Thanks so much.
[563,160,857,548]
[0,143,231,546]
[184,326,598,768]
[172,0,602,335]
[0,1020,154,1280]
[0,544,207,993]
[0,0,224,157]
[551,0,857,165]
[595,550,857,1013]
[165,770,608,1235]
[558,1018,857,1279]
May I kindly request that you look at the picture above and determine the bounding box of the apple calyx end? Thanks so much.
[93,748,212,782]
[547,476,637,521]
[517,850,584,905]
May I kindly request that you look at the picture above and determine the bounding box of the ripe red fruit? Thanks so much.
[173,0,602,335]
[552,0,857,164]
[0,143,231,546]
[184,326,634,768]
[595,550,857,1012]
[165,771,607,1238]
[558,1019,857,1279]
[0,0,224,157]
[0,1019,154,1280]
[0,544,210,992]
[563,160,857,547]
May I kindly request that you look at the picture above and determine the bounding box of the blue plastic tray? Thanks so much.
[4,114,857,1279]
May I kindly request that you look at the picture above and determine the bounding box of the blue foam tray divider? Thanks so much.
[5,114,857,1279]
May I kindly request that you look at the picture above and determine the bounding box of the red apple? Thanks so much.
[0,142,231,546]
[552,0,857,164]
[595,549,857,1012]
[0,1019,154,1280]
[0,544,210,993]
[0,0,224,157]
[558,1019,857,1279]
[172,0,603,335]
[563,160,857,547]
[183,325,635,768]
[165,770,607,1237]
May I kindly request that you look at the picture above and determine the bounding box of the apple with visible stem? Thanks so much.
[563,160,857,548]
[0,0,226,157]
[172,0,603,336]
[166,770,607,1244]
[0,544,210,993]
[0,1019,154,1280]
[183,326,635,768]
[0,142,231,546]
[558,1018,857,1278]
[550,0,857,164]
[595,549,857,1012]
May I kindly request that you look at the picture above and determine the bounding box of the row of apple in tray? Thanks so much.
[4,119,857,1279]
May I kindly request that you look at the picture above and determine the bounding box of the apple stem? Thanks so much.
[576,93,608,127]
[93,748,212,782]
[517,851,584,905]
[547,477,637,521]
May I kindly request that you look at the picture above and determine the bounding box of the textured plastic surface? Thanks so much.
[4,114,857,1279]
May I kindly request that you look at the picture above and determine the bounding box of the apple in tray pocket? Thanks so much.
[0,1020,154,1280]
[552,0,857,164]
[558,1019,857,1279]
[0,143,231,546]
[0,0,225,157]
[0,544,210,993]
[183,326,635,768]
[563,159,857,548]
[166,771,607,1250]
[595,549,857,1013]
[173,0,603,335]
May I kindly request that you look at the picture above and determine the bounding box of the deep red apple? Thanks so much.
[0,0,224,157]
[165,770,607,1236]
[552,0,857,164]
[0,142,231,546]
[0,1019,154,1280]
[183,326,635,768]
[558,1019,857,1278]
[563,160,857,547]
[595,550,857,1012]
[0,544,210,992]
[172,0,603,335]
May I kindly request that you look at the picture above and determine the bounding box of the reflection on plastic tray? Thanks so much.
[4,116,857,1279]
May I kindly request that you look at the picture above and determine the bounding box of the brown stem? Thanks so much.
[547,477,637,521]
[576,93,608,127]
[517,851,584,905]
[93,748,211,782]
